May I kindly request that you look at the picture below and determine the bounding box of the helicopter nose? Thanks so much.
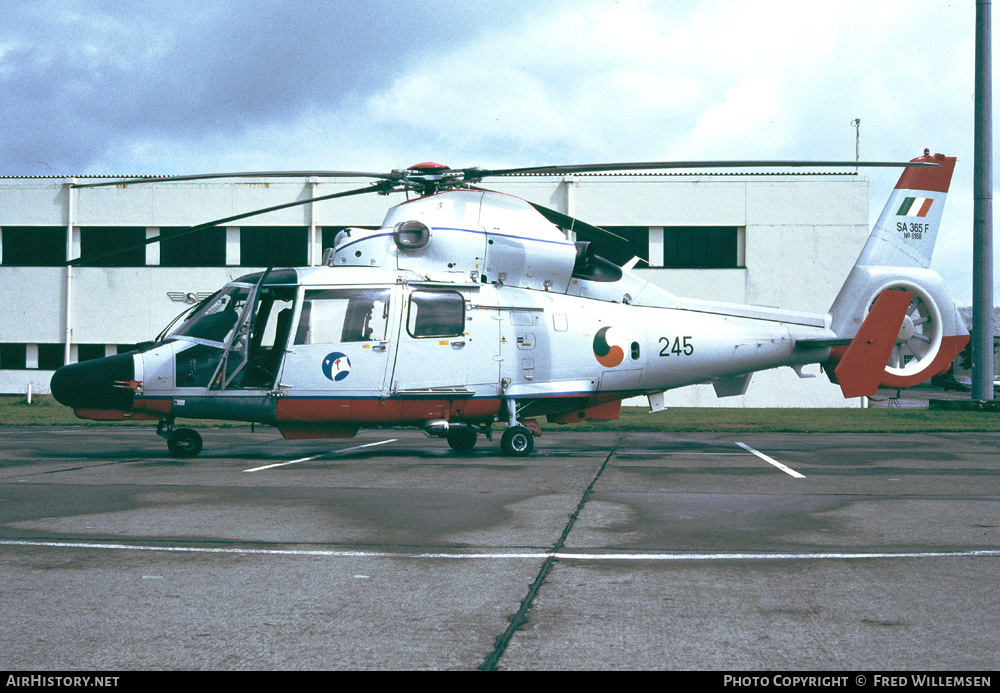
[50,353,137,411]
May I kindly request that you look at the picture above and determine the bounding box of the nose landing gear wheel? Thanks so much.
[500,425,534,456]
[167,428,203,458]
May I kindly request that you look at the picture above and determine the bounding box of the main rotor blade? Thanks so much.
[69,181,393,266]
[471,159,940,177]
[528,202,628,245]
[72,171,396,189]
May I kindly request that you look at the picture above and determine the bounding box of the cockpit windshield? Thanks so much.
[169,285,252,344]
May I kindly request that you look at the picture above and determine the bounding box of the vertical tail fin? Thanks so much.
[826,150,969,394]
[854,149,956,268]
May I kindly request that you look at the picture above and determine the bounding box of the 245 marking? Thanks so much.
[659,336,694,357]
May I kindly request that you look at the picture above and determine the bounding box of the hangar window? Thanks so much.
[37,344,65,371]
[662,227,742,268]
[159,226,227,267]
[80,227,146,267]
[0,226,66,266]
[407,291,464,338]
[241,227,308,267]
[0,344,27,370]
[0,343,64,370]
[77,344,108,362]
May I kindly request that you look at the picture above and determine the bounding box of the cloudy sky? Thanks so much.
[0,0,992,302]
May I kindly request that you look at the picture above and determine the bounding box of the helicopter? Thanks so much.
[49,151,968,457]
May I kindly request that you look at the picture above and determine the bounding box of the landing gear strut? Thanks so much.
[157,419,203,458]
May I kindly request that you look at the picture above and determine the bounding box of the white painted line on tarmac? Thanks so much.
[244,454,325,472]
[243,438,397,472]
[735,441,806,478]
[617,452,749,456]
[2,539,998,562]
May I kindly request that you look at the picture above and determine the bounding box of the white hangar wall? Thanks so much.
[0,173,870,407]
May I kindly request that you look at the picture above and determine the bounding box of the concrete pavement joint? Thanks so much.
[478,436,622,671]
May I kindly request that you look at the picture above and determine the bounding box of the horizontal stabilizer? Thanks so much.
[834,289,914,398]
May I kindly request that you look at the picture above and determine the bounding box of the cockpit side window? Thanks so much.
[294,288,391,345]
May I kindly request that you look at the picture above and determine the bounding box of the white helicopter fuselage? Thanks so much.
[50,154,969,456]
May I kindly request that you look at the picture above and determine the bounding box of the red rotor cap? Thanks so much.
[407,162,450,172]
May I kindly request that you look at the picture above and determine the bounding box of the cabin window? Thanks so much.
[406,291,464,338]
[295,288,391,345]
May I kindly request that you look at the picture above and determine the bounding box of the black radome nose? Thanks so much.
[50,353,136,411]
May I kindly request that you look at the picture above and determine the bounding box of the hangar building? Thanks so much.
[0,172,871,407]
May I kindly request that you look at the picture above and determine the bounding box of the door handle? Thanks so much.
[451,341,466,348]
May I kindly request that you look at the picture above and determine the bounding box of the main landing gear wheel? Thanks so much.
[500,425,534,457]
[447,427,478,451]
[167,428,203,458]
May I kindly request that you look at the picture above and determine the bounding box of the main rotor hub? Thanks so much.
[406,162,450,173]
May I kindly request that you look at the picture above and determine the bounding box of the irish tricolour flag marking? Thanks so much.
[896,196,933,217]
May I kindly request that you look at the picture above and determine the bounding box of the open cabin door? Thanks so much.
[217,274,299,391]
[168,271,295,393]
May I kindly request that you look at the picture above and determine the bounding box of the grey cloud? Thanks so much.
[0,0,540,174]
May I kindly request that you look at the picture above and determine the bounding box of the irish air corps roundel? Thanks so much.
[593,326,626,368]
